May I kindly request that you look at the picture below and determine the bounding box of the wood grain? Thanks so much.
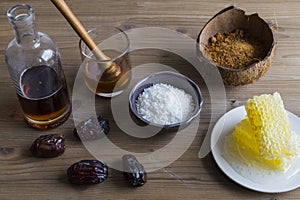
[1,0,300,199]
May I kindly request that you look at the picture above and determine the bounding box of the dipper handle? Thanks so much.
[51,0,122,79]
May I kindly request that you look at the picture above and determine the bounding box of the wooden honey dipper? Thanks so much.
[51,0,121,77]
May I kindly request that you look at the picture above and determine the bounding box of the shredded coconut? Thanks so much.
[136,83,195,125]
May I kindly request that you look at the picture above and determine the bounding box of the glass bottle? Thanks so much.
[5,4,71,130]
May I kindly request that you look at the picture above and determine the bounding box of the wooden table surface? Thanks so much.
[1,0,300,199]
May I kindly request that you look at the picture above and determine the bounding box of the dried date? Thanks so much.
[123,155,147,187]
[30,134,65,158]
[67,160,108,184]
[74,116,110,141]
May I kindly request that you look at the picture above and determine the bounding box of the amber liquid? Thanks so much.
[17,65,71,129]
[84,52,131,97]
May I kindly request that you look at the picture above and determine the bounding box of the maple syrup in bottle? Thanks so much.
[17,65,70,129]
[5,4,71,129]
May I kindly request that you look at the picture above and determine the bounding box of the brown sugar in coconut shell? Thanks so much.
[205,29,266,70]
[197,6,276,86]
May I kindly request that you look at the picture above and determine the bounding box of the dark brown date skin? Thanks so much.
[123,155,147,187]
[67,160,108,185]
[74,116,110,141]
[30,134,65,158]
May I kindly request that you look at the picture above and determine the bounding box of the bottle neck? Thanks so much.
[7,4,40,46]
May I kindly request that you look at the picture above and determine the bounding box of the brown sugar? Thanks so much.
[204,29,266,70]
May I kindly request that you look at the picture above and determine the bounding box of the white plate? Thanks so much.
[211,106,300,193]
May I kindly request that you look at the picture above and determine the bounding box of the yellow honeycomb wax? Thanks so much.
[232,92,299,171]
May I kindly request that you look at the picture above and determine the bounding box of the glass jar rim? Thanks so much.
[79,27,130,63]
[7,4,34,23]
